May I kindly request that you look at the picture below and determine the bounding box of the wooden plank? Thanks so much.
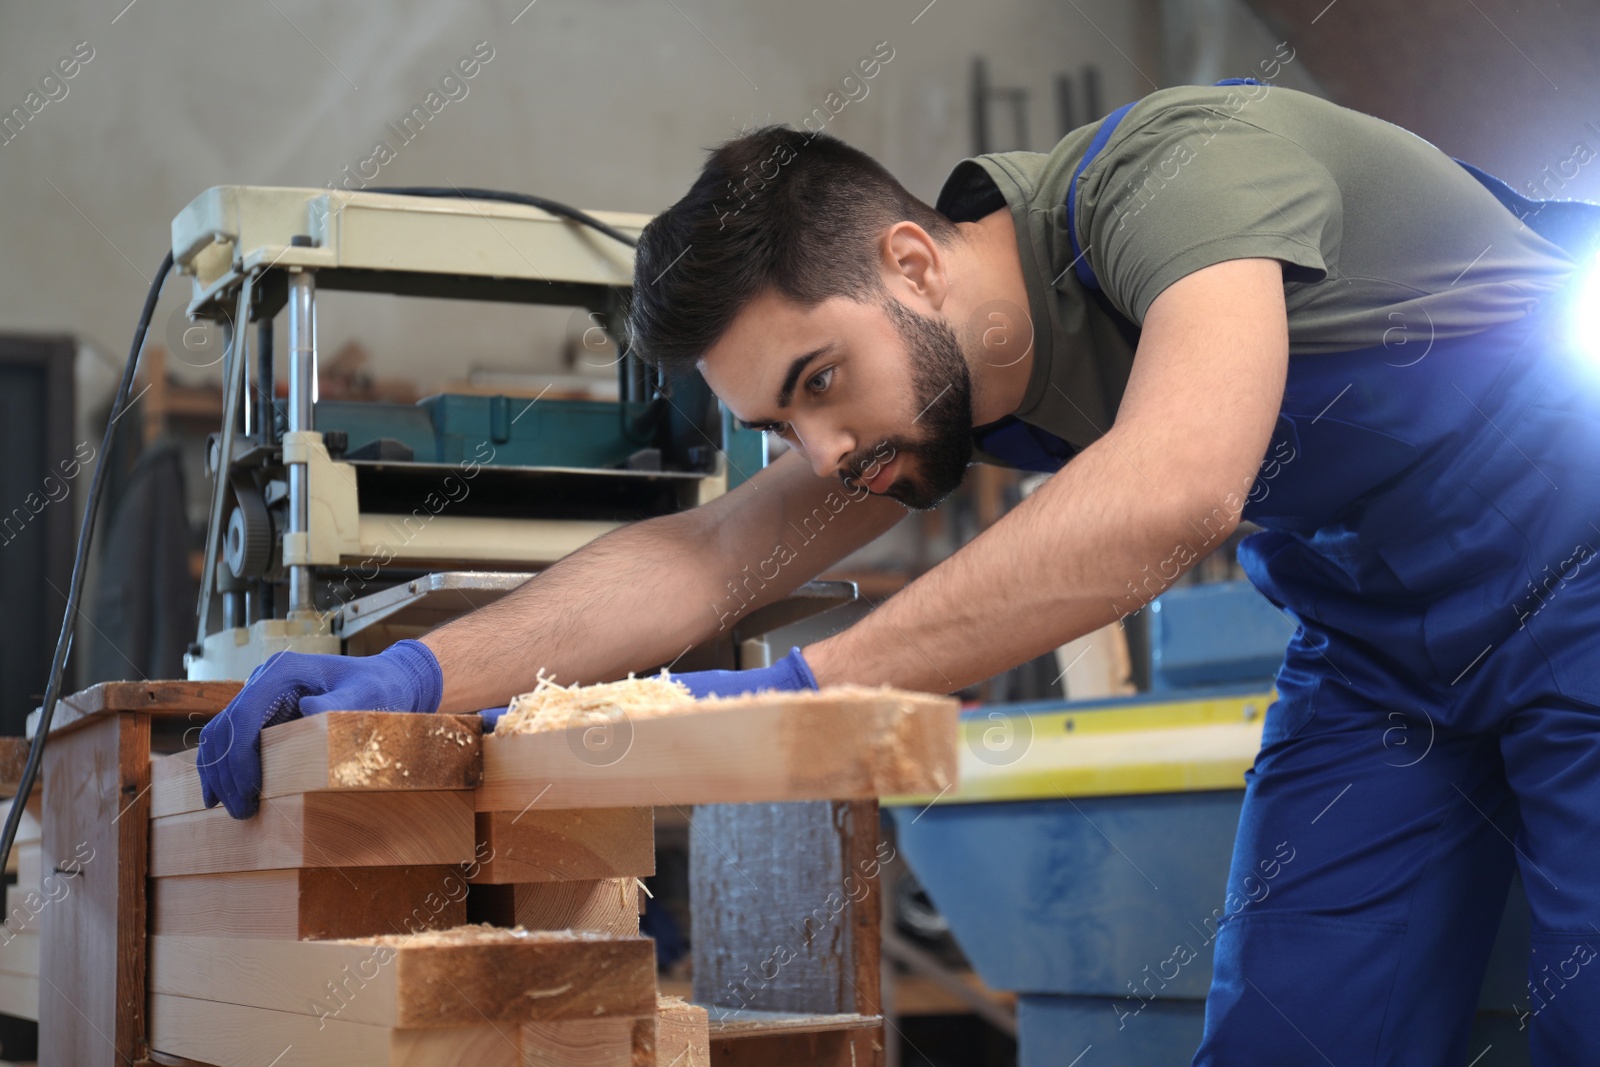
[150,713,483,818]
[39,710,149,1067]
[471,807,654,884]
[47,681,239,737]
[654,996,709,1067]
[149,929,656,1027]
[842,801,884,1024]
[150,867,470,940]
[150,791,474,876]
[0,971,38,1022]
[148,993,521,1067]
[706,1010,882,1038]
[476,690,957,810]
[471,878,641,937]
[692,801,886,1020]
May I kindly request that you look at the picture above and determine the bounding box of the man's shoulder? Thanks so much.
[933,83,1339,223]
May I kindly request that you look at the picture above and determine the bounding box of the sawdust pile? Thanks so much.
[494,669,695,736]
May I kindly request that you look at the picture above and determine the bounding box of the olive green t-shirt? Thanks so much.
[936,82,1579,460]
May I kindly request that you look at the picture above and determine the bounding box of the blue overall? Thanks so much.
[977,82,1600,1064]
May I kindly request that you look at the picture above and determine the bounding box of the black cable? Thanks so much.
[0,251,175,873]
[365,187,639,249]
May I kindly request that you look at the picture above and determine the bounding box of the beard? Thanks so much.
[840,297,974,511]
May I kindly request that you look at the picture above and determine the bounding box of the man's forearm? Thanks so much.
[420,515,725,711]
[803,440,1246,694]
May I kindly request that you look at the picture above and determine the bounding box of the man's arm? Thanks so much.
[804,257,1289,693]
[422,447,906,711]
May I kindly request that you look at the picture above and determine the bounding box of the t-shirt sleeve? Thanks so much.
[1077,104,1341,323]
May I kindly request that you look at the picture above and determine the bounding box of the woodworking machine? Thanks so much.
[172,186,835,680]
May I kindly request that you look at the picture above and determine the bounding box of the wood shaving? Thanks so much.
[496,673,945,736]
[329,731,389,786]
[495,668,694,736]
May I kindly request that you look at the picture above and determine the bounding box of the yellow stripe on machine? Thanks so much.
[886,690,1275,807]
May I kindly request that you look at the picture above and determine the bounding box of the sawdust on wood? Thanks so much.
[496,669,694,735]
[497,671,947,738]
[329,730,390,786]
[326,922,622,947]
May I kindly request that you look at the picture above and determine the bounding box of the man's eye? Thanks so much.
[807,367,834,393]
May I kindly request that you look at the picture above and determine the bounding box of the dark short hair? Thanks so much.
[627,125,962,374]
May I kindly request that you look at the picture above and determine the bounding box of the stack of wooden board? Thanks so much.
[128,684,957,1066]
[144,712,661,1066]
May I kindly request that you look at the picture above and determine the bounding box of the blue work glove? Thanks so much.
[197,639,444,819]
[672,646,819,699]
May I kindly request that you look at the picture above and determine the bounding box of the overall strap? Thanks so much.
[1067,79,1266,290]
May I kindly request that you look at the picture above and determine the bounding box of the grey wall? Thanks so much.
[0,0,1158,398]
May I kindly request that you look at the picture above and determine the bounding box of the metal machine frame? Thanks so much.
[171,186,834,680]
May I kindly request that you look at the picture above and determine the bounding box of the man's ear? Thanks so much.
[881,221,949,311]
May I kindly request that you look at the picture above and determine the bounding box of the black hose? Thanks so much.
[0,251,175,871]
[365,187,639,249]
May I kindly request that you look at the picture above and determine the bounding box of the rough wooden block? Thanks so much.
[471,807,654,884]
[654,995,709,1067]
[150,791,475,876]
[471,878,641,937]
[151,713,482,817]
[692,801,884,1017]
[476,689,957,811]
[149,992,522,1067]
[150,928,656,1027]
[150,867,470,940]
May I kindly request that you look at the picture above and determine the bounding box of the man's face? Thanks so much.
[698,289,974,510]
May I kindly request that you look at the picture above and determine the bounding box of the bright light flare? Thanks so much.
[1576,250,1600,360]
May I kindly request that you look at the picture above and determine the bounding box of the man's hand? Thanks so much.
[197,640,444,819]
[672,646,819,699]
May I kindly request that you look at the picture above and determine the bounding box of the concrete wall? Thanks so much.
[0,0,1157,400]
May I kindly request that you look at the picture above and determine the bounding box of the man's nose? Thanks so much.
[794,421,855,481]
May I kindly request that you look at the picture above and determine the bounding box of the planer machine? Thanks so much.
[171,185,846,681]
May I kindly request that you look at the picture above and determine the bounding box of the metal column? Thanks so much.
[285,270,317,616]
